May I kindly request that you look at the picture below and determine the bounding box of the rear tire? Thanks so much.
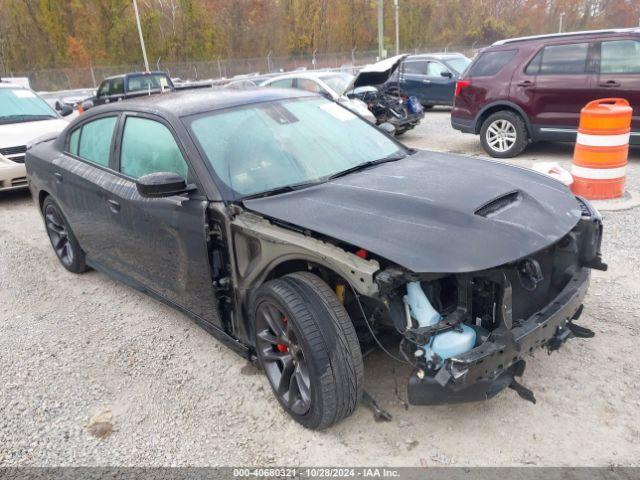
[42,196,87,274]
[252,272,363,430]
[480,110,528,158]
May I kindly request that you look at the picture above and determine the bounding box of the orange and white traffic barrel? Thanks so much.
[571,98,632,199]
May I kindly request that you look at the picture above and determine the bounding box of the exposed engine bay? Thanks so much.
[351,198,604,404]
[347,86,423,135]
[345,54,424,135]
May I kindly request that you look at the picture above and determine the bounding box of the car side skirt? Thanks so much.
[533,125,640,145]
[85,257,253,360]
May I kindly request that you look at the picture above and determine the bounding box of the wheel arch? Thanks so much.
[247,256,362,316]
[474,101,532,137]
[241,255,368,348]
[38,189,51,212]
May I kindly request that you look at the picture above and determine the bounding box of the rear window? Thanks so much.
[126,74,171,93]
[526,43,589,75]
[68,116,118,168]
[600,40,640,74]
[468,50,517,77]
[404,61,428,74]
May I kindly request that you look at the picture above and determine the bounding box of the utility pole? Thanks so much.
[133,0,150,72]
[558,12,566,33]
[377,0,384,59]
[394,0,400,56]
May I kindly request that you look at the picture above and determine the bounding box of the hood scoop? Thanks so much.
[475,190,521,218]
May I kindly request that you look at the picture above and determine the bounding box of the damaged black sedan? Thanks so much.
[26,89,605,430]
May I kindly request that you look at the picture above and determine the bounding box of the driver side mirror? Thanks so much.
[440,70,453,78]
[136,172,189,198]
[56,103,74,117]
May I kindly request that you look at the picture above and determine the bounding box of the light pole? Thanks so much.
[558,12,566,33]
[394,0,400,56]
[377,0,384,59]
[132,0,150,72]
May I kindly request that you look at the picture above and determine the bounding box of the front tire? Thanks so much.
[253,272,363,430]
[480,110,528,158]
[42,196,87,274]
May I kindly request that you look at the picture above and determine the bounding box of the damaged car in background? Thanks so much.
[26,88,605,430]
[346,54,425,135]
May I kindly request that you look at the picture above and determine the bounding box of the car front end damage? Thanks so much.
[239,150,606,407]
[376,197,605,404]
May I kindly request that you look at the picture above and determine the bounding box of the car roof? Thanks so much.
[492,27,640,46]
[102,71,169,81]
[265,71,351,81]
[408,53,467,60]
[84,88,317,118]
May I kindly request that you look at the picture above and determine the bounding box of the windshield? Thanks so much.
[126,74,172,93]
[188,97,405,198]
[320,74,353,95]
[445,57,471,74]
[0,88,57,124]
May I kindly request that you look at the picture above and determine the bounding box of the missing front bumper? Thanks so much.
[407,267,591,405]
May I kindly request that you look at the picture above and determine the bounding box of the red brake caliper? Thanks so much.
[276,317,288,352]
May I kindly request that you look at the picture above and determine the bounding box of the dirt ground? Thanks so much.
[1,109,639,466]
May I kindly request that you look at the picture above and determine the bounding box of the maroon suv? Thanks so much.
[452,28,640,157]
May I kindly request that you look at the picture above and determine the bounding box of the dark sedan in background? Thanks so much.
[387,53,471,108]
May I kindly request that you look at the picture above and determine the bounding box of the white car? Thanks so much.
[0,83,70,192]
[261,72,377,123]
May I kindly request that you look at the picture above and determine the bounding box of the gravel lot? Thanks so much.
[1,109,639,467]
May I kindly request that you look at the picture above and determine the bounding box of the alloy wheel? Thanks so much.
[255,301,312,415]
[44,204,74,267]
[486,119,517,153]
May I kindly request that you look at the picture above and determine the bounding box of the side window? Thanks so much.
[268,78,294,88]
[404,61,428,74]
[120,117,188,180]
[601,40,640,74]
[110,78,125,95]
[69,128,80,155]
[468,50,518,77]
[539,43,589,75]
[98,81,110,98]
[525,49,543,75]
[426,62,448,76]
[75,117,118,167]
[297,78,322,93]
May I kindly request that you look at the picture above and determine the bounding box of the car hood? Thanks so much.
[243,150,583,273]
[347,54,407,90]
[0,118,67,149]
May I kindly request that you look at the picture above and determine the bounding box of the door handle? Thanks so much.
[107,199,120,213]
[53,172,63,182]
[422,79,431,84]
[598,80,621,88]
[517,80,533,87]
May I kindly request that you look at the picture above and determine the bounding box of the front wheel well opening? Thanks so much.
[263,260,381,349]
[476,105,527,135]
[38,190,50,212]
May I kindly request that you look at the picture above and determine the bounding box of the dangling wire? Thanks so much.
[348,284,411,366]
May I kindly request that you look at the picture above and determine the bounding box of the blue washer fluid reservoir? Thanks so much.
[427,324,476,363]
[405,281,476,365]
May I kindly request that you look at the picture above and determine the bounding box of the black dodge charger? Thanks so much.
[26,89,606,429]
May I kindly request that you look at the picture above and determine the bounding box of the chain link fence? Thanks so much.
[6,44,484,92]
